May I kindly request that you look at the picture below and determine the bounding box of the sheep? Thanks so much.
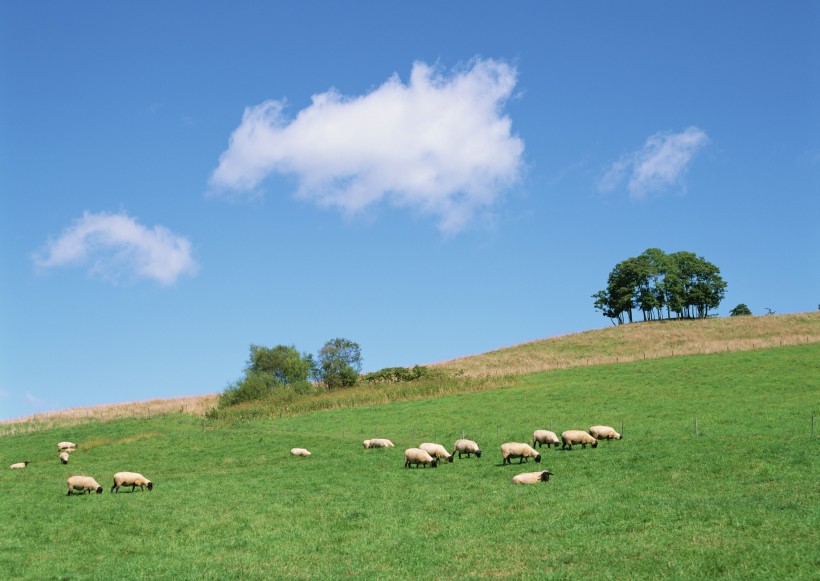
[59,452,70,464]
[363,438,395,449]
[403,448,438,468]
[531,430,561,449]
[452,439,482,459]
[111,471,153,493]
[589,425,622,440]
[501,443,542,465]
[561,430,598,450]
[290,448,312,457]
[57,442,77,452]
[9,461,30,469]
[67,475,103,495]
[419,442,453,463]
[512,470,553,485]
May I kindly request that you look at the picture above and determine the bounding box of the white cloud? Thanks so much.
[599,127,709,200]
[209,58,525,234]
[33,211,199,285]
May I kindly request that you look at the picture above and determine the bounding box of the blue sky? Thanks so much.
[1,2,818,421]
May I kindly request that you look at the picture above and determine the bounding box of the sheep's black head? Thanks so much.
[24,461,31,466]
[447,455,454,463]
[146,481,154,491]
[431,459,438,468]
[95,486,103,494]
[591,440,598,448]
[475,450,482,458]
[534,454,542,463]
[539,471,551,482]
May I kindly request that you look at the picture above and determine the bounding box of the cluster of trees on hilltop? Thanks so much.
[220,338,363,406]
[593,248,727,325]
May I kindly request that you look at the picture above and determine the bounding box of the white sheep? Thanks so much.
[57,442,77,452]
[419,443,453,463]
[111,471,153,493]
[512,470,553,485]
[589,425,622,440]
[9,461,30,469]
[290,448,312,457]
[363,438,395,449]
[59,452,70,464]
[403,448,438,468]
[452,439,482,459]
[561,430,598,450]
[67,475,103,495]
[501,442,542,465]
[531,430,561,448]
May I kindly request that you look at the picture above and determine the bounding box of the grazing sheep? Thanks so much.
[290,448,312,457]
[59,452,70,464]
[67,475,103,495]
[9,461,30,470]
[531,430,561,448]
[57,442,77,452]
[419,443,453,463]
[452,439,482,459]
[589,425,622,440]
[363,438,395,449]
[512,470,553,485]
[403,448,438,468]
[501,443,542,465]
[561,430,598,450]
[111,471,153,493]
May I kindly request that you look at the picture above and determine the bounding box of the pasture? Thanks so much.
[1,344,818,579]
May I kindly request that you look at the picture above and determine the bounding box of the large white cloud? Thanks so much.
[33,211,199,285]
[209,58,525,234]
[599,127,709,200]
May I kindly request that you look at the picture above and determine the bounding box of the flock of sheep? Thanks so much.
[8,425,621,492]
[8,441,153,495]
[293,425,623,485]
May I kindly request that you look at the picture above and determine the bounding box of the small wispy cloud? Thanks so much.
[599,126,709,200]
[32,211,199,285]
[209,58,525,235]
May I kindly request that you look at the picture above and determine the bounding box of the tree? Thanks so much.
[594,248,727,323]
[246,344,315,385]
[729,304,752,316]
[317,338,362,389]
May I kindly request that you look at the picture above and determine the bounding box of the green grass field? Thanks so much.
[1,344,818,579]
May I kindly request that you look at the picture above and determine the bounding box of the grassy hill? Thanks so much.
[3,311,817,433]
[0,313,817,579]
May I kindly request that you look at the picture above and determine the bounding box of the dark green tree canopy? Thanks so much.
[317,338,362,389]
[593,248,727,324]
[729,304,752,316]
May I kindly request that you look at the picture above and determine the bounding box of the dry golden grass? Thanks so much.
[0,394,218,436]
[433,311,820,377]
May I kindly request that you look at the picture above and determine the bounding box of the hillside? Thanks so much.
[3,312,818,432]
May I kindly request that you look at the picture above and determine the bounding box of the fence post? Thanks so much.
[694,416,699,437]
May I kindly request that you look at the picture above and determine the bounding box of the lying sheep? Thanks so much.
[531,430,561,448]
[111,471,153,493]
[452,439,482,459]
[404,448,438,468]
[363,438,394,449]
[419,443,453,463]
[59,452,70,464]
[9,461,30,469]
[67,475,103,495]
[561,430,598,450]
[501,442,542,465]
[290,448,311,457]
[512,470,553,485]
[589,425,622,440]
[57,442,77,452]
